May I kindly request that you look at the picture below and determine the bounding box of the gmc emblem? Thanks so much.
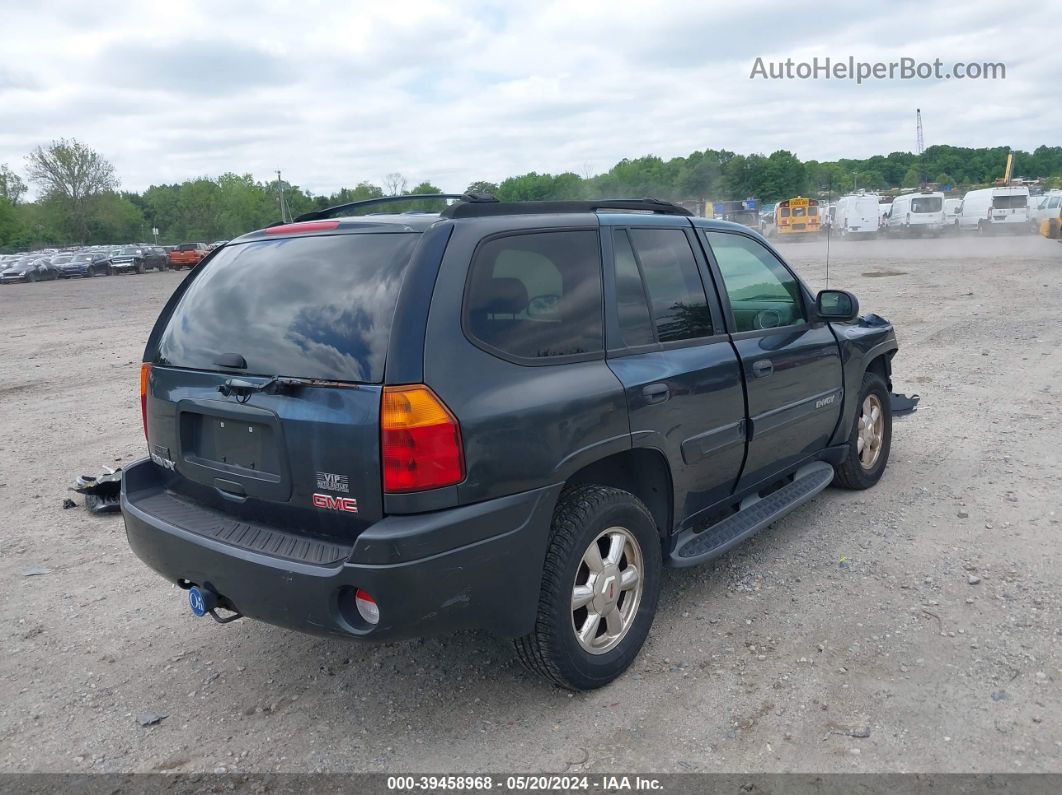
[312,493,359,513]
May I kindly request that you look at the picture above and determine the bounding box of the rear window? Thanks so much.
[993,194,1027,209]
[177,243,200,251]
[911,197,942,213]
[156,233,418,383]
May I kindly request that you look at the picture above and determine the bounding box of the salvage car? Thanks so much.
[123,195,902,690]
[167,242,210,269]
[55,252,113,278]
[1,256,59,283]
[108,247,158,274]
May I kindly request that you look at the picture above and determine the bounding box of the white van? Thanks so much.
[886,191,945,236]
[834,193,880,237]
[957,186,1031,233]
[943,198,962,231]
[1030,191,1062,224]
[878,202,891,229]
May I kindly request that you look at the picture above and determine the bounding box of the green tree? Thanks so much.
[0,198,30,251]
[465,180,499,196]
[25,139,119,242]
[405,181,446,212]
[0,164,27,205]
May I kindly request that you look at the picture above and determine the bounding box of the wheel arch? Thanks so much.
[564,447,674,545]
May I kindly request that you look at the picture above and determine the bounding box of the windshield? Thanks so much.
[992,194,1027,209]
[157,232,419,383]
[911,197,942,213]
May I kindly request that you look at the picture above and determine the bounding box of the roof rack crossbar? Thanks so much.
[439,198,693,219]
[292,192,498,223]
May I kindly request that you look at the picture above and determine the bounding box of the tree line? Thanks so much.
[2,138,1060,251]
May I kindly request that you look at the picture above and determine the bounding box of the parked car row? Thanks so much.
[0,241,225,284]
[808,185,1058,239]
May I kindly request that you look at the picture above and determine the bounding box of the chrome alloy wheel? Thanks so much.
[857,394,885,470]
[571,526,643,655]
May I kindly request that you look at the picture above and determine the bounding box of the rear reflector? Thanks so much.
[381,385,464,493]
[354,589,379,625]
[139,363,151,440]
[264,221,340,234]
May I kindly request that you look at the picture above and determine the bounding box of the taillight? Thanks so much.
[140,363,151,440]
[381,385,464,493]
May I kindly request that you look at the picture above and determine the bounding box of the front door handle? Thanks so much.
[752,359,774,378]
[642,383,670,404]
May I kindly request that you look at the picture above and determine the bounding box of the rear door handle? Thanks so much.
[752,359,774,378]
[642,383,670,404]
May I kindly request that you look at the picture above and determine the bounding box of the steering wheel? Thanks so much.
[527,294,561,317]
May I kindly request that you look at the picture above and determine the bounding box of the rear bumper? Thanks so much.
[122,458,561,640]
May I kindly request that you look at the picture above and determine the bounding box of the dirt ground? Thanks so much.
[1,235,1059,774]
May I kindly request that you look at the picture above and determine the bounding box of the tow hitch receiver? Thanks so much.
[187,585,243,624]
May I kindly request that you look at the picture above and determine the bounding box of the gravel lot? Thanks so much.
[1,235,1059,774]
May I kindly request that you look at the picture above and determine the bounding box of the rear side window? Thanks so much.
[156,233,419,383]
[465,230,603,360]
[627,228,713,342]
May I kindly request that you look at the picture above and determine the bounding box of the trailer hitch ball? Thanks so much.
[188,585,217,617]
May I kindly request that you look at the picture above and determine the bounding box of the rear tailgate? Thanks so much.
[142,230,420,546]
[146,367,383,535]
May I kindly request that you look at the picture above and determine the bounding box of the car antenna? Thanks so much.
[824,174,832,289]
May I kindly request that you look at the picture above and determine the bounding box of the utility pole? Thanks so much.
[916,109,926,189]
[276,169,290,223]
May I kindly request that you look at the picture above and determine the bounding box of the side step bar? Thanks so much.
[669,461,835,568]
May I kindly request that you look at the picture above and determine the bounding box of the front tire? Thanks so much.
[514,486,661,690]
[833,371,892,490]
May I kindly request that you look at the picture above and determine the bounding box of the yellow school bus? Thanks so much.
[775,196,821,235]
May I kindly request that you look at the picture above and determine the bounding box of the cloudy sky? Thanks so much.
[0,0,1056,196]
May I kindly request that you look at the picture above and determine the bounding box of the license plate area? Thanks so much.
[188,414,278,475]
[175,398,291,500]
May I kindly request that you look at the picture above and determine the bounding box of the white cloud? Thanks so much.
[0,0,1056,196]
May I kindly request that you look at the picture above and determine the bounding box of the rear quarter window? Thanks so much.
[464,230,603,361]
[156,233,418,383]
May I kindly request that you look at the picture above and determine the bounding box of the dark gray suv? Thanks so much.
[122,195,899,690]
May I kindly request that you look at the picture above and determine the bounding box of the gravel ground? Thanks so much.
[1,235,1059,774]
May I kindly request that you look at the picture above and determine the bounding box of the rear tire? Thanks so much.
[833,371,892,490]
[514,486,661,690]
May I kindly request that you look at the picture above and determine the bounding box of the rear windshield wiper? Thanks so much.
[218,375,355,401]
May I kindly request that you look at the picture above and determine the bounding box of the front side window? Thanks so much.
[465,230,603,360]
[705,231,806,333]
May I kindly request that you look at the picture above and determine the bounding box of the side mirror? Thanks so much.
[816,289,859,322]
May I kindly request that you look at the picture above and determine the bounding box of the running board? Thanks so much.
[669,462,835,568]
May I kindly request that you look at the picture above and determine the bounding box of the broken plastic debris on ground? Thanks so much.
[69,467,122,514]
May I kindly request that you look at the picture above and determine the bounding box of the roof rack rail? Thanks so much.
[439,198,692,219]
[291,192,498,223]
